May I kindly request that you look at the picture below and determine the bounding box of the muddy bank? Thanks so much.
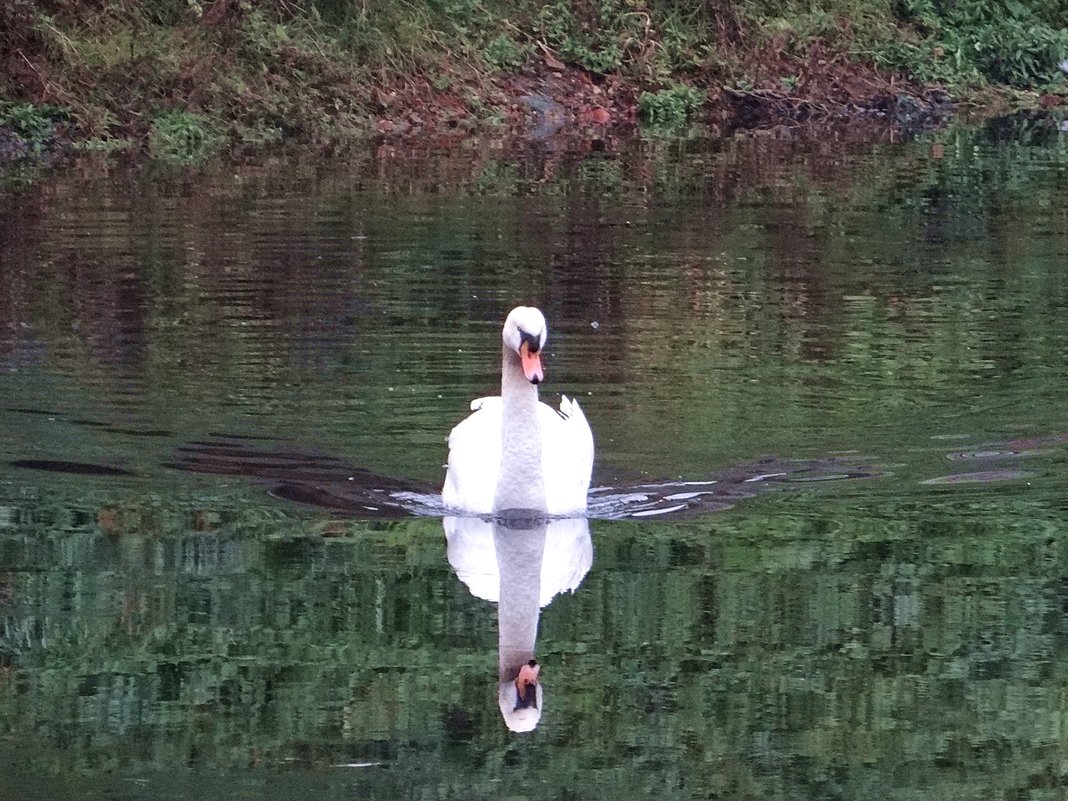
[1,1,1065,167]
[0,55,956,170]
[371,56,954,144]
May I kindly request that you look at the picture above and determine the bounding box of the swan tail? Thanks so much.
[555,394,594,509]
[558,394,585,421]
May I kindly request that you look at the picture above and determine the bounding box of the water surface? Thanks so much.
[2,120,1067,799]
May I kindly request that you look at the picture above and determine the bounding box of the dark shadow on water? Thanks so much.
[168,429,1068,521]
[167,438,439,517]
[8,459,136,477]
[168,434,888,520]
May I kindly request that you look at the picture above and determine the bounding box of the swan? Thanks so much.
[442,306,594,516]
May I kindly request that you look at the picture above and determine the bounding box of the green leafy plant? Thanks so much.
[638,85,705,127]
[972,16,1068,87]
[880,0,1068,89]
[149,109,220,164]
[536,0,664,76]
[482,33,527,72]
[0,102,68,150]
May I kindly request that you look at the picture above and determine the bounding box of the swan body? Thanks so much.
[442,307,594,516]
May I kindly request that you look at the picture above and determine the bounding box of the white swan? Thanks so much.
[442,306,594,515]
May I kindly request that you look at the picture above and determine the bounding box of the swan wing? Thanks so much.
[539,394,594,515]
[442,397,502,515]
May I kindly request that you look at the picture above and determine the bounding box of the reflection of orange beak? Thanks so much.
[519,341,544,384]
[515,659,540,709]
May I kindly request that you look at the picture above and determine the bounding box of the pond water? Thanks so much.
[1,119,1067,799]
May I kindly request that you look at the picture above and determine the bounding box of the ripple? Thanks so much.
[945,448,1047,461]
[921,470,1034,485]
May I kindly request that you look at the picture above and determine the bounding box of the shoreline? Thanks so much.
[1,2,1065,169]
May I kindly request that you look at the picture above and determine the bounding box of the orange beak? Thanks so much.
[514,660,540,709]
[519,340,544,384]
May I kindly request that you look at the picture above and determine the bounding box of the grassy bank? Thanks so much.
[1,0,1067,162]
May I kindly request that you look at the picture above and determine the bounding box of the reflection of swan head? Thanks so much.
[498,659,543,733]
[502,306,547,384]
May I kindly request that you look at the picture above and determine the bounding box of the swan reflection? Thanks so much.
[445,514,592,732]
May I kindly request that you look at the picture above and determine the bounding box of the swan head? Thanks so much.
[502,306,547,384]
[498,659,543,732]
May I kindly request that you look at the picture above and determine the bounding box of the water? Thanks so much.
[2,120,1067,799]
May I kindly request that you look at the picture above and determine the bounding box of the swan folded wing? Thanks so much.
[443,399,503,515]
[469,395,499,412]
[539,394,594,515]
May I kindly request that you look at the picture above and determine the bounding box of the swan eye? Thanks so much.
[518,330,541,353]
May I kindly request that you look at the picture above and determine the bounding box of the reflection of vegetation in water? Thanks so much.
[0,500,487,778]
[473,160,524,195]
[1,119,1067,799]
[575,157,623,196]
[2,490,1068,798]
[1,122,1066,484]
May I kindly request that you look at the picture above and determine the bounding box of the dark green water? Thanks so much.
[2,120,1067,799]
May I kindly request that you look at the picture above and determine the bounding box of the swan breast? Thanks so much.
[442,395,593,516]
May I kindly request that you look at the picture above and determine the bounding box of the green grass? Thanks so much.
[0,102,66,143]
[865,0,1068,89]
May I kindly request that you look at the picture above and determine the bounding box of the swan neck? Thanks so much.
[500,345,539,404]
[495,523,546,681]
[495,345,546,513]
